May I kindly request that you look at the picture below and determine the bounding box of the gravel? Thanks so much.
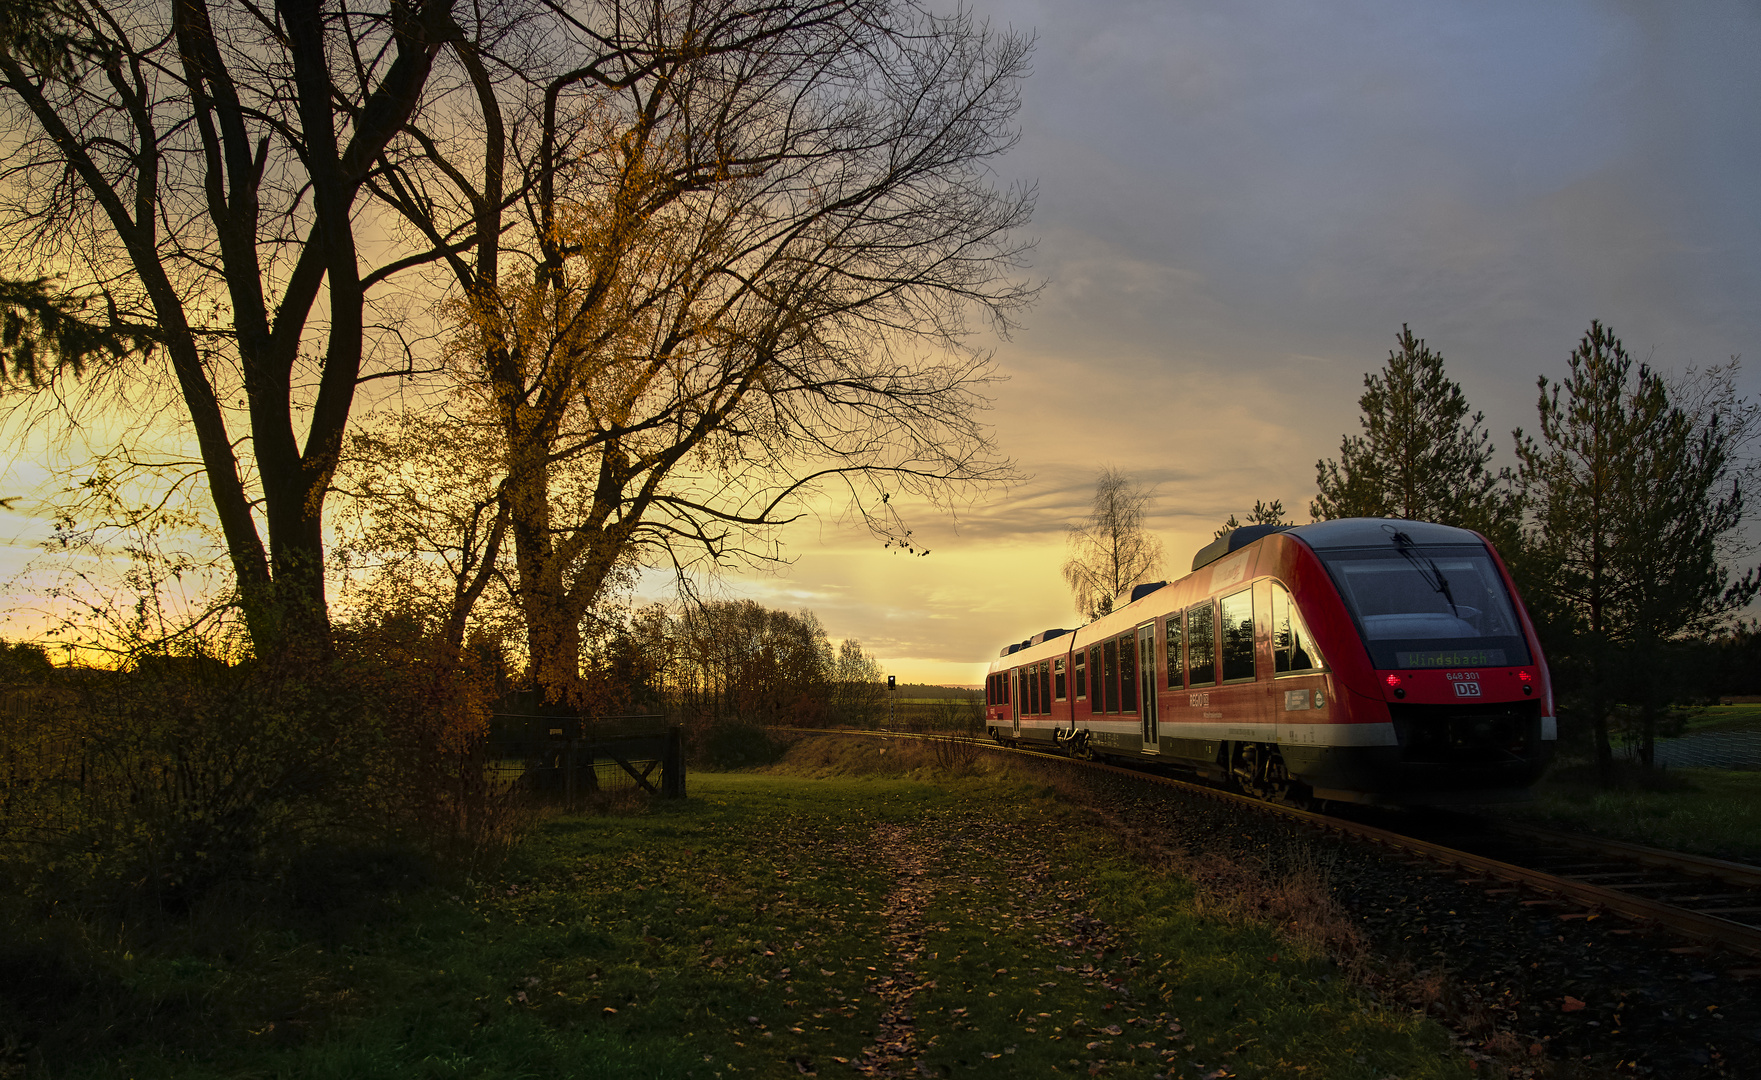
[1068,767,1761,1079]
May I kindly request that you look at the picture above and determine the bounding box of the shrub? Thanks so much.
[692,720,790,770]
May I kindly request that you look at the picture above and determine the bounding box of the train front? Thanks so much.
[1285,519,1555,803]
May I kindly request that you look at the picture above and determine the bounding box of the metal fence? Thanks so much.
[1640,731,1761,770]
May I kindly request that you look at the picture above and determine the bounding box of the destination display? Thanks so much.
[1395,648,1507,669]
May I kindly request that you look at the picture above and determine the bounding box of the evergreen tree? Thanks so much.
[1312,325,1515,533]
[1215,499,1290,539]
[1516,321,1757,776]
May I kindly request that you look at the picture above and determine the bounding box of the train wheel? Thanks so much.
[1260,754,1314,809]
[1228,741,1262,796]
[1229,742,1310,806]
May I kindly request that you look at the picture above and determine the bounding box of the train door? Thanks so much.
[1010,669,1021,737]
[1138,623,1159,752]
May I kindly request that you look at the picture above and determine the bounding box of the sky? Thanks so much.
[4,1,1761,683]
[677,0,1761,685]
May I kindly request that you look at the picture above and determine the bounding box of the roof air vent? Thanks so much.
[1191,524,1291,572]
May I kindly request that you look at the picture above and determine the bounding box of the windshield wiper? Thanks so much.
[1385,526,1460,617]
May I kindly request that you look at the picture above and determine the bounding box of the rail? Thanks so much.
[832,727,1761,959]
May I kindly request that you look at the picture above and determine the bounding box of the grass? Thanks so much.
[1488,760,1761,864]
[5,736,1477,1079]
[1677,703,1761,735]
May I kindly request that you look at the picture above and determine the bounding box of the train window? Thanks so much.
[1317,542,1531,669]
[1102,639,1119,714]
[1221,589,1255,682]
[1029,662,1042,714]
[1271,584,1323,674]
[1054,658,1067,701]
[1074,652,1087,700]
[1118,632,1138,712]
[1041,663,1053,713]
[1165,614,1184,689]
[1089,645,1103,706]
[1187,602,1216,686]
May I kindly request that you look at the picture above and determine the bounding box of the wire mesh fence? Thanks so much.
[1645,731,1761,770]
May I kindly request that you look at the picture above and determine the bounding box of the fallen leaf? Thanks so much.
[1561,997,1586,1013]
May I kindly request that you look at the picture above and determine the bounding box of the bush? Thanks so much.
[0,621,528,922]
[692,720,790,770]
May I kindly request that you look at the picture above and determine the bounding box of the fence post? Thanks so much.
[662,724,686,798]
[564,734,576,810]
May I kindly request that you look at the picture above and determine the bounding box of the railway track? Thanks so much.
[845,727,1761,963]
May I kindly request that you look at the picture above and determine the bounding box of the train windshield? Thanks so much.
[1316,543,1531,669]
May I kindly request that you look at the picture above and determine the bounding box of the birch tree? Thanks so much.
[1062,466,1164,622]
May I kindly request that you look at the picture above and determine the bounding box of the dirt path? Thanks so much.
[850,823,941,1077]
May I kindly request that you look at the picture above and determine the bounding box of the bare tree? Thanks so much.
[829,637,884,727]
[331,408,514,652]
[1669,359,1760,562]
[363,0,1035,699]
[0,0,483,655]
[1062,466,1164,622]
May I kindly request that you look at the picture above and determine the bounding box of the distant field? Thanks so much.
[1680,703,1761,734]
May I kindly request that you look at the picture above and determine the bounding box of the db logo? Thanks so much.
[1454,681,1482,698]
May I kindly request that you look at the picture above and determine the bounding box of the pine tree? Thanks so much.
[1215,499,1290,539]
[1312,325,1514,533]
[1516,321,1757,776]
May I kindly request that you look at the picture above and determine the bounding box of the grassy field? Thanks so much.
[1488,761,1761,864]
[8,738,1479,1080]
[1679,703,1761,735]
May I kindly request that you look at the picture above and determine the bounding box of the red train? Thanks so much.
[983,519,1555,805]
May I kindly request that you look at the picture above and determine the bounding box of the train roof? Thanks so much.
[1284,518,1485,550]
[986,518,1491,666]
